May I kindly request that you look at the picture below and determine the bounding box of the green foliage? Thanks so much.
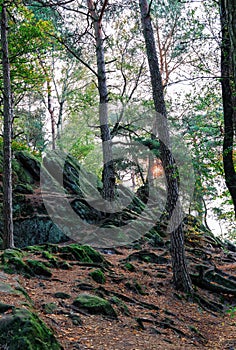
[171,84,226,220]
[6,5,55,94]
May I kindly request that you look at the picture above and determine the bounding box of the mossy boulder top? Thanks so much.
[73,293,117,318]
[0,307,62,350]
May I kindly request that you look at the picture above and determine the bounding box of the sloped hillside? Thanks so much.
[0,236,235,349]
[0,150,236,349]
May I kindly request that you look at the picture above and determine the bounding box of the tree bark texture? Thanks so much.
[1,3,14,249]
[139,0,193,293]
[87,0,115,201]
[220,0,236,218]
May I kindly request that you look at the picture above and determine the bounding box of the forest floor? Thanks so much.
[0,243,236,350]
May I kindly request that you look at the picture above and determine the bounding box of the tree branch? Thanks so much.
[52,35,98,77]
[99,0,109,23]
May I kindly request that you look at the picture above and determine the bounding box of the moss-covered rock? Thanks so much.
[123,262,136,272]
[0,302,14,313]
[42,302,58,314]
[0,281,16,294]
[4,256,32,276]
[26,260,52,277]
[80,245,105,263]
[1,249,24,264]
[89,269,106,284]
[15,151,41,182]
[125,250,169,264]
[58,244,93,262]
[73,294,117,318]
[0,249,32,276]
[0,308,62,350]
[14,183,34,194]
[54,292,71,299]
[57,261,72,270]
[12,218,68,248]
[41,251,58,267]
[58,244,106,265]
[145,228,165,247]
[110,296,130,316]
[24,244,59,254]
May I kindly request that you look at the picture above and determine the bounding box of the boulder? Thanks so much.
[0,308,62,350]
[73,293,117,318]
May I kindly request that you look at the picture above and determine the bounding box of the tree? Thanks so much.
[220,0,236,218]
[1,2,14,248]
[87,0,115,201]
[28,0,116,200]
[139,0,193,293]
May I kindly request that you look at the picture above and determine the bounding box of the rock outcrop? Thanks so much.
[0,150,149,248]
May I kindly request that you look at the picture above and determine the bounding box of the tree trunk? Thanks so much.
[139,0,193,293]
[220,0,236,218]
[1,3,14,249]
[47,80,56,150]
[87,0,115,201]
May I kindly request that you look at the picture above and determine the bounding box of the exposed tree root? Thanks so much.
[191,264,236,296]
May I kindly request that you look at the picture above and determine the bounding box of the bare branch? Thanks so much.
[166,75,222,87]
[52,34,98,77]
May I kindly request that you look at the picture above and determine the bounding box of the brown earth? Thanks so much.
[0,244,236,350]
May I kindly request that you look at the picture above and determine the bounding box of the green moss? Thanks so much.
[58,244,105,264]
[59,245,93,262]
[14,183,34,194]
[41,251,58,267]
[26,260,52,277]
[24,244,59,254]
[110,296,130,316]
[81,245,106,263]
[7,257,32,275]
[125,280,146,295]
[0,308,62,349]
[1,250,33,276]
[73,294,117,318]
[145,228,164,247]
[1,249,24,264]
[89,269,106,284]
[12,158,34,185]
[124,263,136,272]
[42,303,57,314]
[15,286,33,304]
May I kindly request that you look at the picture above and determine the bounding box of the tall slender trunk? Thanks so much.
[139,0,192,293]
[38,58,56,150]
[87,0,115,201]
[220,0,236,218]
[1,3,14,249]
[47,80,56,150]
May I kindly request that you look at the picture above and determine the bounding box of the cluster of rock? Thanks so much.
[0,150,150,248]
